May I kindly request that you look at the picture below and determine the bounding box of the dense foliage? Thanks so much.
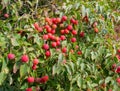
[0,0,120,91]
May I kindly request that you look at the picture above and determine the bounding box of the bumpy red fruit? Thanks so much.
[116,78,120,84]
[62,16,67,21]
[67,25,73,31]
[116,66,120,73]
[51,42,57,47]
[43,34,48,40]
[60,35,66,40]
[72,30,77,35]
[7,53,15,60]
[62,47,67,53]
[117,49,120,53]
[32,64,37,70]
[77,51,82,55]
[71,37,76,42]
[33,58,39,65]
[21,55,29,62]
[26,88,32,91]
[34,22,39,30]
[80,31,85,37]
[39,75,49,83]
[4,13,9,18]
[27,77,34,83]
[45,51,51,57]
[42,44,49,50]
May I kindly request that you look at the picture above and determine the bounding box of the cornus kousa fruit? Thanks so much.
[72,30,77,35]
[34,22,39,30]
[94,27,99,33]
[21,55,29,62]
[43,34,48,40]
[115,66,120,73]
[45,51,51,57]
[32,64,37,70]
[39,75,49,83]
[51,42,57,47]
[4,13,9,18]
[117,49,120,53]
[62,16,67,21]
[7,53,15,60]
[77,51,82,55]
[80,31,85,37]
[42,44,49,50]
[60,35,66,40]
[33,58,39,65]
[116,78,120,84]
[67,25,73,31]
[71,37,76,42]
[27,77,34,83]
[26,88,32,91]
[62,47,67,53]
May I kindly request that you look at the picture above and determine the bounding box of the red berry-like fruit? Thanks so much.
[117,49,120,53]
[33,58,39,65]
[77,51,82,55]
[27,77,34,83]
[45,51,51,57]
[42,44,49,50]
[26,88,32,91]
[71,37,76,42]
[43,34,48,40]
[60,35,66,40]
[67,25,73,31]
[39,75,49,83]
[112,64,116,69]
[60,29,65,34]
[34,22,39,30]
[7,53,15,60]
[4,13,9,18]
[80,31,85,37]
[21,55,29,62]
[94,27,99,33]
[72,30,77,35]
[32,64,37,70]
[62,47,67,53]
[56,41,60,46]
[51,42,57,47]
[52,24,57,29]
[116,66,120,73]
[37,27,43,32]
[70,18,76,24]
[62,16,67,21]
[116,78,120,84]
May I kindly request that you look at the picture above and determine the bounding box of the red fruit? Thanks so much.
[33,58,39,65]
[94,27,99,33]
[55,37,60,41]
[34,22,39,30]
[56,41,60,46]
[64,29,69,34]
[45,51,51,57]
[117,49,120,53]
[56,18,61,23]
[60,35,66,40]
[112,64,116,69]
[62,47,67,53]
[60,29,65,34]
[32,64,37,70]
[70,18,76,24]
[116,54,120,60]
[45,17,50,22]
[26,88,32,91]
[75,45,79,49]
[49,35,55,40]
[51,29,56,34]
[62,16,67,21]
[42,44,49,50]
[71,37,76,42]
[74,20,78,25]
[35,78,40,83]
[52,18,57,24]
[39,75,49,83]
[116,78,120,84]
[108,89,112,91]
[27,77,34,83]
[51,42,57,47]
[67,25,73,31]
[77,51,82,55]
[60,24,64,28]
[7,53,15,60]
[43,34,48,40]
[37,27,43,32]
[72,30,77,35]
[46,27,52,33]
[80,31,85,37]
[116,66,120,73]
[4,13,9,18]
[70,49,74,54]
[21,55,29,62]
[52,24,57,29]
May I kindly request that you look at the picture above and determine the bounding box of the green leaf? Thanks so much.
[77,76,82,88]
[105,77,112,84]
[20,64,29,78]
[0,72,7,86]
